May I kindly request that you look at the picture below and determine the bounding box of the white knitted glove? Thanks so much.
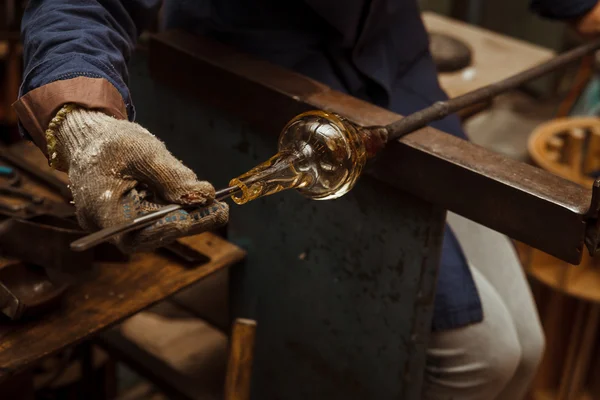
[47,105,228,252]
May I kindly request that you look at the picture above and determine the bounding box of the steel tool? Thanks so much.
[70,186,239,251]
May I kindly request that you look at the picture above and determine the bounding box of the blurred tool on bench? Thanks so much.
[0,146,72,201]
[0,162,74,219]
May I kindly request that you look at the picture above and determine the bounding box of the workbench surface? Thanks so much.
[422,12,556,98]
[0,142,246,381]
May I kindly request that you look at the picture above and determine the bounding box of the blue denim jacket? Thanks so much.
[18,0,597,331]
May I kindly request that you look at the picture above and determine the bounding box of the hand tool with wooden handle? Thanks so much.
[225,318,257,400]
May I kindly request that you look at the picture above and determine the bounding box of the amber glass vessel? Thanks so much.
[229,111,386,205]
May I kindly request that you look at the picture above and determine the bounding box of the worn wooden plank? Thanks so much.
[0,231,245,381]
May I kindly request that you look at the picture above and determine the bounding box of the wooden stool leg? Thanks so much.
[225,318,257,400]
[557,301,587,400]
[562,304,600,399]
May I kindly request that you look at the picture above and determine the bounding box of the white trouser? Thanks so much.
[423,213,545,400]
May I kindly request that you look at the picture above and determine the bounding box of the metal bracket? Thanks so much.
[585,178,600,256]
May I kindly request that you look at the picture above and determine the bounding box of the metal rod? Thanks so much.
[386,37,600,140]
[215,185,243,201]
[69,185,241,251]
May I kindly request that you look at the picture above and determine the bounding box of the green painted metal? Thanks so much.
[129,53,444,400]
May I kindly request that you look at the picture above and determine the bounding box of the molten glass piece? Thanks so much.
[229,111,386,205]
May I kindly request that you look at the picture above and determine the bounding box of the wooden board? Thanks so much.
[0,142,246,381]
[422,12,556,98]
[0,232,245,381]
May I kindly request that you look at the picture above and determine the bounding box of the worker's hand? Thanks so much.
[49,106,229,253]
[574,2,600,38]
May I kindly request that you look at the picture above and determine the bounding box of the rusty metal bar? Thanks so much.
[372,132,589,263]
[149,31,592,264]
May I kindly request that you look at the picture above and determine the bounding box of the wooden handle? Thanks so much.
[564,128,585,177]
[224,318,257,400]
[583,126,600,174]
